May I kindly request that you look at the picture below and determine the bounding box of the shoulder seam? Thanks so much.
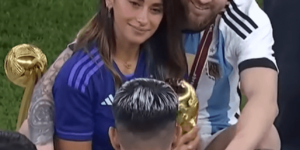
[67,49,104,93]
[221,1,258,39]
[80,61,104,93]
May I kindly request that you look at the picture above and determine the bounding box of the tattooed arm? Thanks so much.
[25,43,75,149]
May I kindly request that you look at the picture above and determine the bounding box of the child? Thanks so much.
[0,130,37,150]
[109,78,182,150]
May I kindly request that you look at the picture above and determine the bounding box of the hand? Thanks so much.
[175,126,200,150]
[18,119,29,138]
[36,143,54,150]
[18,120,54,150]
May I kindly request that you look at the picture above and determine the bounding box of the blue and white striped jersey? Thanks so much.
[184,0,277,135]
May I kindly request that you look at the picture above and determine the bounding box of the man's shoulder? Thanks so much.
[219,0,271,41]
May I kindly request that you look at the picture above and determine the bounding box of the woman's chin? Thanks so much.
[126,34,151,46]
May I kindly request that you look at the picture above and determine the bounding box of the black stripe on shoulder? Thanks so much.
[222,13,247,39]
[238,58,277,74]
[230,1,258,29]
[226,8,252,34]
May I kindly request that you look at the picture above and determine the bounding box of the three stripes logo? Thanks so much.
[222,1,258,39]
[101,94,114,106]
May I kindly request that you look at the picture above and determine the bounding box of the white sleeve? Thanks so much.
[234,0,277,73]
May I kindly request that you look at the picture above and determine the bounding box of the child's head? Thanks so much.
[0,131,37,150]
[109,78,181,150]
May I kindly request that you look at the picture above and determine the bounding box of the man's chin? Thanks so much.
[182,23,210,33]
[183,15,218,32]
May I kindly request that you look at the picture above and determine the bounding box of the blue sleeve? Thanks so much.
[53,71,94,141]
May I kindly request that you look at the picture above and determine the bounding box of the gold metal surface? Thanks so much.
[166,79,199,135]
[4,44,47,130]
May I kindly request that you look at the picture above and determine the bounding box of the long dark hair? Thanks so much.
[75,0,187,88]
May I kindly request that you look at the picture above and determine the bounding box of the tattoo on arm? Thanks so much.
[28,47,73,145]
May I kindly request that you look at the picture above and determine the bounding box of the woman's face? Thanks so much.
[108,0,164,45]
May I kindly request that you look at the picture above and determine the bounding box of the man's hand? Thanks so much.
[175,126,200,150]
[19,119,29,138]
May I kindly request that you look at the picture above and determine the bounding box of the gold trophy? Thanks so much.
[4,44,47,130]
[166,79,199,134]
[166,79,199,135]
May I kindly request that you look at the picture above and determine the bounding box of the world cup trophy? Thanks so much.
[166,78,199,135]
[4,44,47,130]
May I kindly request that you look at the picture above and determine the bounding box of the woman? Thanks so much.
[53,0,187,149]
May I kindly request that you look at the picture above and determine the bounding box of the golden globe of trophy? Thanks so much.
[4,44,47,130]
[166,78,199,135]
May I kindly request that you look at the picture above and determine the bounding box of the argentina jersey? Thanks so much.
[183,0,277,136]
[53,45,148,150]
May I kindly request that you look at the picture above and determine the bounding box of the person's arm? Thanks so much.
[26,43,74,149]
[225,6,278,150]
[52,61,94,150]
[227,68,278,149]
[55,139,92,150]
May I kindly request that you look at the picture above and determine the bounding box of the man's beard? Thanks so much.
[197,21,212,32]
[183,16,216,33]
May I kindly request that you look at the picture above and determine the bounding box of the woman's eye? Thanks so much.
[151,7,162,14]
